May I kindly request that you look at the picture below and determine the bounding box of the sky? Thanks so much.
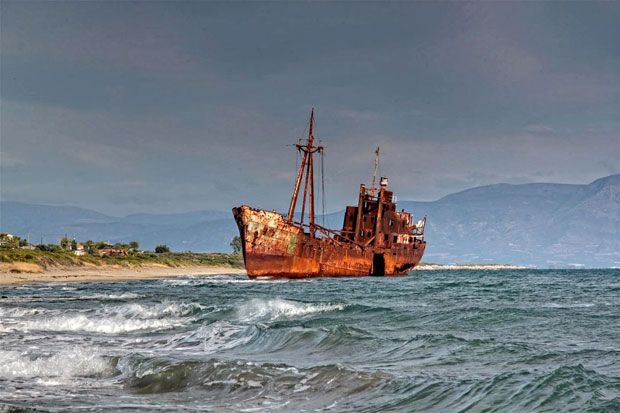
[1,1,619,216]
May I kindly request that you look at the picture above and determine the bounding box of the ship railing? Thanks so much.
[290,220,366,251]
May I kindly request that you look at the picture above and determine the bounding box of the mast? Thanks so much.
[287,147,307,222]
[370,147,380,196]
[308,110,316,236]
[286,109,320,237]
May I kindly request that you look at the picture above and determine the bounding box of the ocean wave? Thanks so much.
[542,302,596,309]
[78,292,143,300]
[0,302,206,334]
[163,321,253,353]
[315,325,376,351]
[0,307,46,318]
[0,348,115,380]
[160,276,256,286]
[447,365,619,412]
[235,298,345,323]
[159,276,297,286]
[116,355,390,406]
[107,302,207,318]
[7,314,182,334]
[0,292,143,303]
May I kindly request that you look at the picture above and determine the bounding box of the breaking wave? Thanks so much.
[0,302,206,334]
[0,348,115,380]
[235,298,345,323]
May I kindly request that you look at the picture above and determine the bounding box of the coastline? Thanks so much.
[414,263,528,271]
[0,262,533,285]
[0,263,246,285]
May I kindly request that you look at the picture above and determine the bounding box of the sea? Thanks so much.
[0,269,618,412]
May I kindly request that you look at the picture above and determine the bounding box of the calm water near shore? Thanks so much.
[0,269,618,412]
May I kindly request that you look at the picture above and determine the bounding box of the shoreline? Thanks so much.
[414,263,528,271]
[0,263,246,285]
[0,263,524,285]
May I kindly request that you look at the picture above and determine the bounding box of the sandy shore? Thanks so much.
[0,262,529,285]
[0,264,246,285]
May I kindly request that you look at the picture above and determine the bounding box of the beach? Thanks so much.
[0,261,531,285]
[0,263,246,285]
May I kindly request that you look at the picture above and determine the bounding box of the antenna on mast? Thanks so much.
[370,146,380,196]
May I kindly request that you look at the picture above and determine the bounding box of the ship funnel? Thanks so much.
[380,177,389,188]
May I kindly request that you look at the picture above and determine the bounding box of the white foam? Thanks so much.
[1,292,142,303]
[543,302,595,309]
[236,298,344,323]
[0,301,204,334]
[160,276,302,286]
[79,292,142,300]
[161,277,255,286]
[109,302,205,318]
[14,314,183,334]
[0,348,113,380]
[0,307,46,317]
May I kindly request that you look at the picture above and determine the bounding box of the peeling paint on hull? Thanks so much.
[233,206,425,278]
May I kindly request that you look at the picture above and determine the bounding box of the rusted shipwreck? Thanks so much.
[233,110,426,278]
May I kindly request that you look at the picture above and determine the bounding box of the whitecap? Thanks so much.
[0,348,114,380]
[78,292,142,300]
[236,298,344,323]
[106,301,206,318]
[542,303,595,309]
[13,314,183,334]
[161,276,255,286]
[0,301,205,334]
[0,307,46,317]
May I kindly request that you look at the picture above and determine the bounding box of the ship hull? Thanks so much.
[233,205,425,278]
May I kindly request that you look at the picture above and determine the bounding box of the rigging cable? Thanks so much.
[321,147,326,227]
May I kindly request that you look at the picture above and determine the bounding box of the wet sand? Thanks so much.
[0,264,246,285]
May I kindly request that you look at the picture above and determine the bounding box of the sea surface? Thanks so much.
[0,269,618,412]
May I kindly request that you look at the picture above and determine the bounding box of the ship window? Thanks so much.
[393,235,398,243]
[384,234,388,242]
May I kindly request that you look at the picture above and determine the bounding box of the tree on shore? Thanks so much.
[230,236,242,254]
[60,236,73,250]
[155,245,170,253]
[129,241,139,251]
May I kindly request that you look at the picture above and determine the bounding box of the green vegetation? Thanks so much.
[155,244,170,254]
[230,236,242,254]
[1,233,243,272]
[0,248,244,270]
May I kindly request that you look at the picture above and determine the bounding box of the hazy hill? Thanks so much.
[399,174,619,267]
[1,175,618,267]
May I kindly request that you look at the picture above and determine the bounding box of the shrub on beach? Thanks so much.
[155,245,170,254]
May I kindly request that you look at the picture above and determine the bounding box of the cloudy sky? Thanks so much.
[1,1,618,215]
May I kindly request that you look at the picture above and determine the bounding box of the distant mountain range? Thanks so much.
[2,175,618,268]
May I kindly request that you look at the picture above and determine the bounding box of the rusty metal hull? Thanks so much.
[233,205,425,278]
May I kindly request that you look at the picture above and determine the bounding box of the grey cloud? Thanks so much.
[1,1,618,214]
